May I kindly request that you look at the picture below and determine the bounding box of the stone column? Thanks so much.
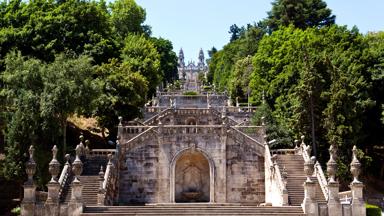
[21,145,36,216]
[327,144,341,216]
[68,144,84,216]
[215,120,228,203]
[45,145,61,216]
[157,120,170,203]
[350,146,365,216]
[302,156,318,216]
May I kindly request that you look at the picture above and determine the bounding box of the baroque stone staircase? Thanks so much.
[276,154,326,206]
[81,204,305,215]
[60,156,108,205]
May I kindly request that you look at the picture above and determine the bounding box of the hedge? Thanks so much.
[366,204,382,216]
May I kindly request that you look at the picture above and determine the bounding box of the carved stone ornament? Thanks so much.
[26,145,36,183]
[305,145,312,157]
[304,156,315,182]
[65,154,71,166]
[72,144,83,182]
[85,140,90,155]
[48,145,61,182]
[300,135,305,148]
[327,144,338,183]
[350,145,362,183]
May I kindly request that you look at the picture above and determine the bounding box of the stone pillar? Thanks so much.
[327,144,341,216]
[97,166,105,205]
[157,120,170,203]
[117,116,123,140]
[68,144,84,216]
[215,120,228,203]
[302,156,318,216]
[21,146,36,216]
[45,145,61,216]
[350,146,365,216]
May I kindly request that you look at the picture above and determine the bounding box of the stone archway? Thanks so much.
[170,148,214,203]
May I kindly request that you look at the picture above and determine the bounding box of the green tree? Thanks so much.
[39,54,99,154]
[228,24,244,42]
[110,0,147,38]
[151,37,178,84]
[121,34,161,96]
[0,51,98,184]
[263,0,335,32]
[94,59,148,139]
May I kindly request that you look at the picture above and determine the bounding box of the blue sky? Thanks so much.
[135,0,384,61]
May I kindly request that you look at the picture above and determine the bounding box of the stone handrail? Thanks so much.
[230,127,264,156]
[123,127,157,151]
[232,126,263,143]
[102,160,114,205]
[265,144,288,206]
[315,161,329,201]
[301,144,310,162]
[58,163,71,198]
[143,108,171,125]
[97,154,117,206]
[227,116,239,126]
[300,142,329,201]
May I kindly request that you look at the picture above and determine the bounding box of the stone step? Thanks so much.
[275,153,326,206]
[81,205,305,215]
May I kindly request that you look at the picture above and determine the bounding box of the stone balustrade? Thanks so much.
[264,143,288,206]
[58,154,71,198]
[89,149,117,157]
[98,154,116,206]
[315,161,329,201]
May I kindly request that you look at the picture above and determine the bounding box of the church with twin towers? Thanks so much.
[177,48,208,82]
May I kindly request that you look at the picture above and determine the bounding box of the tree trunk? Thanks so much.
[310,93,317,157]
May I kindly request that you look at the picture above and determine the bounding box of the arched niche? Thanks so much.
[170,147,214,203]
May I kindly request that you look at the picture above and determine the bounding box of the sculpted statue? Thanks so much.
[182,160,202,192]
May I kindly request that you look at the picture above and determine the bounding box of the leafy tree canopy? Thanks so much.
[263,0,335,32]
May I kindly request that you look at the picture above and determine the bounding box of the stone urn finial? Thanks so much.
[327,144,338,183]
[72,144,83,182]
[79,134,84,149]
[85,139,90,155]
[48,145,61,183]
[118,116,123,126]
[65,154,71,166]
[261,116,265,126]
[26,145,36,183]
[305,144,312,157]
[300,135,305,147]
[294,139,299,148]
[304,156,316,182]
[350,145,362,183]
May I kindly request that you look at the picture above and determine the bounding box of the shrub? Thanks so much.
[183,91,198,96]
[366,204,382,216]
[11,207,20,215]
